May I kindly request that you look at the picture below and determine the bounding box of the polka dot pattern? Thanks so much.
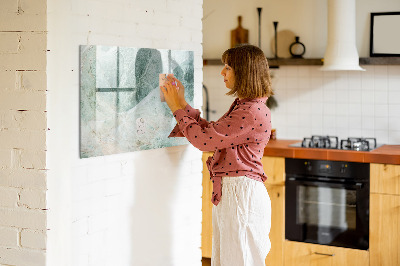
[169,97,272,206]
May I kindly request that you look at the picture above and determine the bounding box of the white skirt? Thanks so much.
[212,176,271,266]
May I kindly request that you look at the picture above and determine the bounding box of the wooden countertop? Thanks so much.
[263,139,400,165]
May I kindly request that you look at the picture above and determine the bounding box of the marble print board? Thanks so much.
[80,45,194,158]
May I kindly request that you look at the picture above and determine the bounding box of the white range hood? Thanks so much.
[320,0,365,71]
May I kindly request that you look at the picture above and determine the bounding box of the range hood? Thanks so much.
[320,0,365,71]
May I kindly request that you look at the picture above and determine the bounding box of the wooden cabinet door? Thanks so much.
[201,154,286,263]
[262,156,285,186]
[201,152,213,258]
[264,184,284,266]
[284,241,369,266]
[262,157,285,265]
[370,163,400,195]
[370,193,400,266]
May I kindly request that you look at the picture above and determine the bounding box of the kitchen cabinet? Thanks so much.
[202,156,400,265]
[261,156,285,186]
[261,156,285,266]
[370,163,400,266]
[201,152,213,258]
[370,193,400,266]
[201,154,286,266]
[264,184,284,266]
[260,141,400,266]
[284,241,369,266]
[370,163,400,195]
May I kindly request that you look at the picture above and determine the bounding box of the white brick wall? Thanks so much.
[3,0,203,265]
[0,0,48,265]
[0,247,46,266]
[46,1,203,266]
[0,187,19,208]
[0,227,19,247]
[0,169,47,189]
[21,229,47,250]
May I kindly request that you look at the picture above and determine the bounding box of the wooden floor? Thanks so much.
[202,257,211,266]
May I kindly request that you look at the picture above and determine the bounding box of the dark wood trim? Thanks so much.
[203,59,222,66]
[267,58,323,67]
[359,57,400,65]
[204,57,400,67]
[203,58,323,67]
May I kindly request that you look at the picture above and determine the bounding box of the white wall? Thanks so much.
[0,0,48,265]
[46,0,203,266]
[204,0,326,59]
[203,0,400,58]
[203,0,400,145]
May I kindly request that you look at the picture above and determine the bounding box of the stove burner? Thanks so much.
[295,136,378,151]
[301,135,339,149]
[340,137,377,151]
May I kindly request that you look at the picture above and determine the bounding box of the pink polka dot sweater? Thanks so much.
[169,97,272,206]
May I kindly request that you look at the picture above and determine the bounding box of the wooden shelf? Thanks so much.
[203,58,323,67]
[202,59,223,66]
[268,58,322,67]
[203,57,400,67]
[359,57,400,65]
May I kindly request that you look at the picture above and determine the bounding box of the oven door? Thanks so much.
[285,177,369,250]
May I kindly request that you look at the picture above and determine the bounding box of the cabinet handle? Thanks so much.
[314,252,335,257]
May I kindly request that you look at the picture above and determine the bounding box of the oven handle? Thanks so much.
[286,177,364,189]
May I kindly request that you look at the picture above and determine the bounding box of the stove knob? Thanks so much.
[340,164,347,174]
[305,162,312,171]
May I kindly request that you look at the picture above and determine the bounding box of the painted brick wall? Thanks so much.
[0,0,48,265]
[46,0,203,266]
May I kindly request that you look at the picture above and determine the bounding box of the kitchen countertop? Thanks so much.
[263,139,400,165]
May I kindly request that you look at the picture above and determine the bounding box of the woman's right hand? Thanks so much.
[167,75,187,108]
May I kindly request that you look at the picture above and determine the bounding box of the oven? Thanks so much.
[285,158,370,250]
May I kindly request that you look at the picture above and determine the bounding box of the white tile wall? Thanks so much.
[203,65,400,144]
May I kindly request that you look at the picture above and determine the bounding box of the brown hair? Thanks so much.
[221,44,273,99]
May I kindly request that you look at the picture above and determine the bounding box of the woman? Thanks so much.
[161,44,273,266]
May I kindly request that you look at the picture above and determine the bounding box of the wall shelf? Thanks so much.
[203,58,323,67]
[203,57,400,67]
[359,57,400,65]
[268,58,323,67]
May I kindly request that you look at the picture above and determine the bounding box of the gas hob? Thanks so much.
[289,135,382,151]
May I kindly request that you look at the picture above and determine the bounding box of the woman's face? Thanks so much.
[220,64,235,89]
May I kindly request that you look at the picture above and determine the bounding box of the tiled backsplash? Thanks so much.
[203,65,400,144]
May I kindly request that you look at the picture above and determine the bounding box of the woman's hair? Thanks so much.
[221,44,273,99]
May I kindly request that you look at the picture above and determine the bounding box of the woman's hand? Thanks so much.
[165,75,187,108]
[161,76,185,113]
[170,76,187,108]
